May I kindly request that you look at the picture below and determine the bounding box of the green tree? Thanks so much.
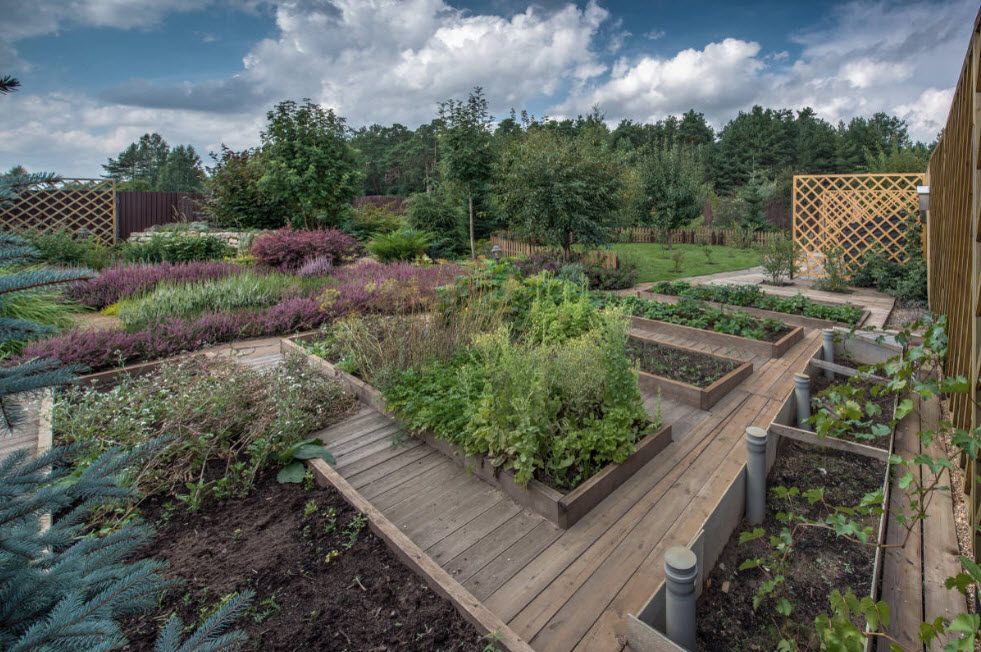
[157,144,206,192]
[738,173,773,232]
[205,146,288,230]
[863,144,931,173]
[677,109,714,147]
[494,127,621,254]
[258,99,362,229]
[636,144,707,246]
[103,133,171,188]
[439,87,494,258]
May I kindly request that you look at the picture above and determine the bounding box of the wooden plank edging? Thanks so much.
[627,314,804,360]
[306,457,535,652]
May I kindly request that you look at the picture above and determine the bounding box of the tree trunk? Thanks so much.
[468,191,475,259]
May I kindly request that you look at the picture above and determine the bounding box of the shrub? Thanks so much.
[118,271,312,330]
[341,204,405,242]
[20,227,112,269]
[367,228,432,262]
[584,260,638,290]
[119,233,234,264]
[250,227,359,271]
[55,353,354,510]
[817,244,850,293]
[513,252,637,291]
[850,216,928,306]
[66,261,242,309]
[321,261,466,318]
[556,262,587,285]
[758,234,798,285]
[205,145,289,230]
[671,249,685,273]
[297,256,334,278]
[406,192,466,258]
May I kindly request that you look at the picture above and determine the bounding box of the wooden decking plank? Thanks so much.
[314,411,390,444]
[366,454,461,507]
[522,396,767,651]
[485,391,750,626]
[920,395,967,645]
[381,467,481,520]
[359,449,445,500]
[327,422,403,457]
[345,441,435,489]
[444,509,545,582]
[465,520,564,601]
[400,483,508,550]
[334,435,418,475]
[427,500,525,565]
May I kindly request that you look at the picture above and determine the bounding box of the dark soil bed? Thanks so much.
[626,337,735,388]
[695,439,886,651]
[809,373,895,450]
[122,472,487,651]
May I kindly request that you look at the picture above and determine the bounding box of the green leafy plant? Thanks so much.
[758,234,799,285]
[275,438,336,483]
[367,227,433,262]
[671,249,685,273]
[119,233,233,264]
[817,244,851,292]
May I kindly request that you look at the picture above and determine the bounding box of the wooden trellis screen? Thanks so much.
[926,9,981,558]
[0,178,117,244]
[792,173,924,277]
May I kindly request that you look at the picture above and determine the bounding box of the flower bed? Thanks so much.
[650,280,866,326]
[65,260,243,309]
[627,334,753,410]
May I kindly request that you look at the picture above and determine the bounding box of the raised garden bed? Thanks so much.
[283,334,672,529]
[627,334,753,410]
[636,289,871,330]
[627,312,803,360]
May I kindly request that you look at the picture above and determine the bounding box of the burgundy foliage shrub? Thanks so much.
[250,228,359,271]
[66,261,242,309]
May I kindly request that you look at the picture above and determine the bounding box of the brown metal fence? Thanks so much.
[116,192,206,239]
[925,10,981,557]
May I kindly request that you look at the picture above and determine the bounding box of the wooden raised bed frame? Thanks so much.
[636,289,871,330]
[626,312,804,360]
[630,333,752,410]
[282,333,672,529]
[626,342,899,652]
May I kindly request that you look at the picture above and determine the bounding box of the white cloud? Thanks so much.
[643,29,665,41]
[896,87,955,141]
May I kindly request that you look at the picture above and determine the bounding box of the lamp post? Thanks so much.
[490,244,503,261]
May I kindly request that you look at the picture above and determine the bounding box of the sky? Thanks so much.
[0,0,976,177]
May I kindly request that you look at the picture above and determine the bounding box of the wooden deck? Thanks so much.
[311,327,826,651]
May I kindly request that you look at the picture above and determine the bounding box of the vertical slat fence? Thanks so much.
[116,192,206,240]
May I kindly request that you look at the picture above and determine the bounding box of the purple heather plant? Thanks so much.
[296,256,334,278]
[66,261,243,309]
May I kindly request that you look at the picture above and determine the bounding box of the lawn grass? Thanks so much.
[612,243,760,283]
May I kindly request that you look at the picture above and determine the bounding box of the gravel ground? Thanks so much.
[885,303,929,331]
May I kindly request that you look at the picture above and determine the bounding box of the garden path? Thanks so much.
[308,326,824,651]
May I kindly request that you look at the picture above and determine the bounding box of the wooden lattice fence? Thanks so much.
[0,178,116,244]
[792,173,924,277]
[925,11,981,558]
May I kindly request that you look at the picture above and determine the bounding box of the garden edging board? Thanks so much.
[630,334,753,410]
[635,290,871,330]
[282,334,673,529]
[627,314,804,359]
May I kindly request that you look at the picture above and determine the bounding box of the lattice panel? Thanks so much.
[0,178,116,244]
[793,173,924,278]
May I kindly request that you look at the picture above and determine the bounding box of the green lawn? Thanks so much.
[611,243,761,283]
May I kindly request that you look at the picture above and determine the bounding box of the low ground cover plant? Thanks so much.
[119,232,234,264]
[54,352,355,514]
[597,294,789,342]
[65,260,243,309]
[250,227,359,270]
[18,227,112,269]
[651,280,864,325]
[513,251,638,290]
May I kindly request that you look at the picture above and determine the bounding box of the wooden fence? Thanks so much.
[117,191,206,239]
[0,178,116,243]
[616,226,783,247]
[792,173,924,278]
[925,9,981,557]
[489,235,618,269]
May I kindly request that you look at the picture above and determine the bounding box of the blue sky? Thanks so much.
[0,0,975,176]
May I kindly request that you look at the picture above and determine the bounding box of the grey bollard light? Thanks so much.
[745,427,768,525]
[822,329,835,379]
[794,373,812,431]
[664,546,698,651]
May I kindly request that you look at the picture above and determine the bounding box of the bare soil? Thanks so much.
[122,472,487,651]
[695,439,886,651]
[626,337,735,388]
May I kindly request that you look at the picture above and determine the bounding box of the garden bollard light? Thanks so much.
[822,329,835,379]
[664,546,698,651]
[745,426,768,525]
[794,373,812,431]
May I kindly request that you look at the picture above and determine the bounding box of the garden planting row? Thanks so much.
[627,330,901,652]
[598,293,804,360]
[644,280,870,330]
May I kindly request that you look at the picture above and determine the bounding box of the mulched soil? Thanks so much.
[626,337,735,388]
[695,439,886,651]
[122,472,487,651]
[809,373,895,450]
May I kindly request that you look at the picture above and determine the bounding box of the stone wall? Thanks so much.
[127,228,264,250]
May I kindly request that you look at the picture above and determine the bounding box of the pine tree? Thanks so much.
[0,443,253,650]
